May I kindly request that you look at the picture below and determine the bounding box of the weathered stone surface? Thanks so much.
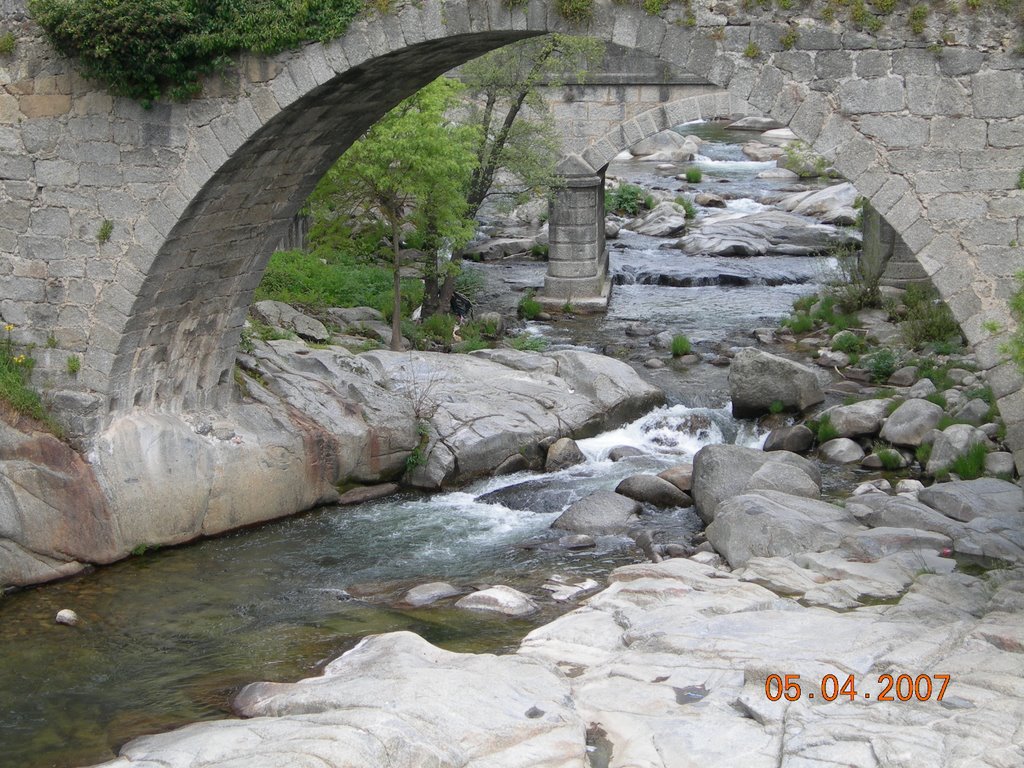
[762,425,814,453]
[673,209,858,257]
[403,581,463,607]
[729,348,825,417]
[879,398,944,446]
[707,491,864,567]
[615,474,692,508]
[337,483,399,506]
[628,129,698,161]
[608,445,644,461]
[551,491,641,535]
[657,462,693,492]
[252,300,329,342]
[691,444,820,522]
[918,478,1024,523]
[774,182,858,224]
[925,423,989,475]
[455,585,539,617]
[821,398,892,438]
[545,437,586,472]
[625,201,688,237]
[818,437,866,464]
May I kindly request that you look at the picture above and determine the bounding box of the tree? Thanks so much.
[308,78,477,350]
[418,34,605,315]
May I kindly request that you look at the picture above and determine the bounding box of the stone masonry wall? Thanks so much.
[0,0,1022,463]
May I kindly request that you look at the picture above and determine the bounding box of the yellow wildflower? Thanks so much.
[3,323,13,332]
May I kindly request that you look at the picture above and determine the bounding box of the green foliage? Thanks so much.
[908,3,930,34]
[914,358,954,391]
[606,183,646,216]
[518,290,542,320]
[915,441,932,466]
[982,319,1002,335]
[671,334,692,357]
[674,195,697,219]
[863,347,898,382]
[684,167,702,183]
[901,285,961,349]
[813,414,839,444]
[66,354,80,375]
[0,31,15,55]
[779,28,799,49]
[0,324,59,432]
[828,240,882,311]
[45,333,58,349]
[769,399,785,415]
[744,41,761,58]
[418,313,457,346]
[792,294,817,313]
[782,139,830,178]
[557,0,594,23]
[925,392,947,409]
[509,333,549,352]
[831,330,866,354]
[256,249,420,315]
[30,0,364,104]
[783,312,814,334]
[1018,169,1024,190]
[97,219,113,244]
[948,443,989,480]
[873,0,897,12]
[877,447,903,470]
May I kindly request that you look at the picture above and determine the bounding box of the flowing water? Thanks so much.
[0,122,834,768]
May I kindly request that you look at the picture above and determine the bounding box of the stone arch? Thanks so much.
[2,0,1021,458]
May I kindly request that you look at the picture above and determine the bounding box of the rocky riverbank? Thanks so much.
[0,337,661,589]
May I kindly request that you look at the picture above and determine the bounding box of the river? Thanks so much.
[0,122,838,768]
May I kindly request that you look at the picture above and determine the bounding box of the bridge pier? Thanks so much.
[540,171,611,312]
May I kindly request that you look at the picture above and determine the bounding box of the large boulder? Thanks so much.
[918,478,1024,523]
[763,425,814,453]
[615,474,692,508]
[551,491,641,535]
[691,444,820,523]
[626,201,689,237]
[879,399,944,447]
[545,438,586,472]
[925,424,989,476]
[818,438,866,464]
[252,300,330,342]
[455,586,538,617]
[728,348,825,418]
[673,210,859,257]
[707,491,864,567]
[820,398,893,438]
[775,182,858,225]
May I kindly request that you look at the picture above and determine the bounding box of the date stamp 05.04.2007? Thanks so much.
[764,673,951,703]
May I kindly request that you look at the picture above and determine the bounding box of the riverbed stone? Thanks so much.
[707,490,864,567]
[626,201,688,237]
[455,585,539,617]
[729,348,825,418]
[615,474,692,508]
[821,398,893,438]
[558,534,596,550]
[657,463,693,492]
[692,444,820,522]
[608,445,645,461]
[403,581,463,607]
[551,491,641,535]
[673,209,857,257]
[907,378,938,399]
[775,182,858,224]
[251,300,329,342]
[545,437,586,472]
[954,397,991,426]
[925,423,989,476]
[818,437,866,464]
[55,608,80,626]
[337,483,399,506]
[985,452,1015,477]
[918,478,1024,524]
[762,425,814,453]
[879,398,944,446]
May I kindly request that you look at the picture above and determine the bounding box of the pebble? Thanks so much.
[644,358,665,369]
[55,609,80,626]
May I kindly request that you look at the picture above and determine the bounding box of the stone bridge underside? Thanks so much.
[1,0,1024,462]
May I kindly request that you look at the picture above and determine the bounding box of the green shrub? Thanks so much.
[518,290,542,320]
[684,167,702,184]
[671,334,692,357]
[66,355,81,375]
[813,414,839,444]
[0,31,15,55]
[908,3,929,34]
[674,196,697,219]
[901,287,961,349]
[97,219,113,244]
[0,324,59,432]
[915,442,932,466]
[419,313,457,345]
[783,313,814,333]
[877,448,903,471]
[831,330,866,354]
[925,392,947,409]
[556,0,594,23]
[509,333,549,352]
[606,184,646,216]
[769,399,785,415]
[948,443,988,480]
[744,41,761,58]
[792,294,817,313]
[863,348,897,383]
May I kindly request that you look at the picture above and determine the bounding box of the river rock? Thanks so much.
[707,491,863,567]
[694,192,726,208]
[729,348,825,417]
[763,425,814,453]
[629,130,699,162]
[337,483,399,506]
[673,209,858,257]
[840,527,953,561]
[326,306,384,325]
[907,378,938,399]
[608,445,645,461]
[879,398,944,446]
[756,167,799,179]
[545,437,586,472]
[691,444,820,522]
[455,586,539,617]
[251,300,329,342]
[644,358,665,369]
[403,582,463,607]
[605,220,620,238]
[55,608,80,626]
[626,201,689,237]
[918,478,1024,524]
[615,474,692,508]
[551,491,641,535]
[760,127,797,145]
[464,236,535,260]
[658,463,693,492]
[558,534,596,550]
[888,365,918,386]
[925,424,989,476]
[728,116,785,131]
[819,438,866,464]
[985,452,1015,477]
[896,479,926,495]
[775,182,858,225]
[821,398,893,438]
[954,398,991,426]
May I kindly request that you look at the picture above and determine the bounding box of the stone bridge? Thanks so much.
[1,0,1023,463]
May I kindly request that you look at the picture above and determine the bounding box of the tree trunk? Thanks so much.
[390,221,403,352]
